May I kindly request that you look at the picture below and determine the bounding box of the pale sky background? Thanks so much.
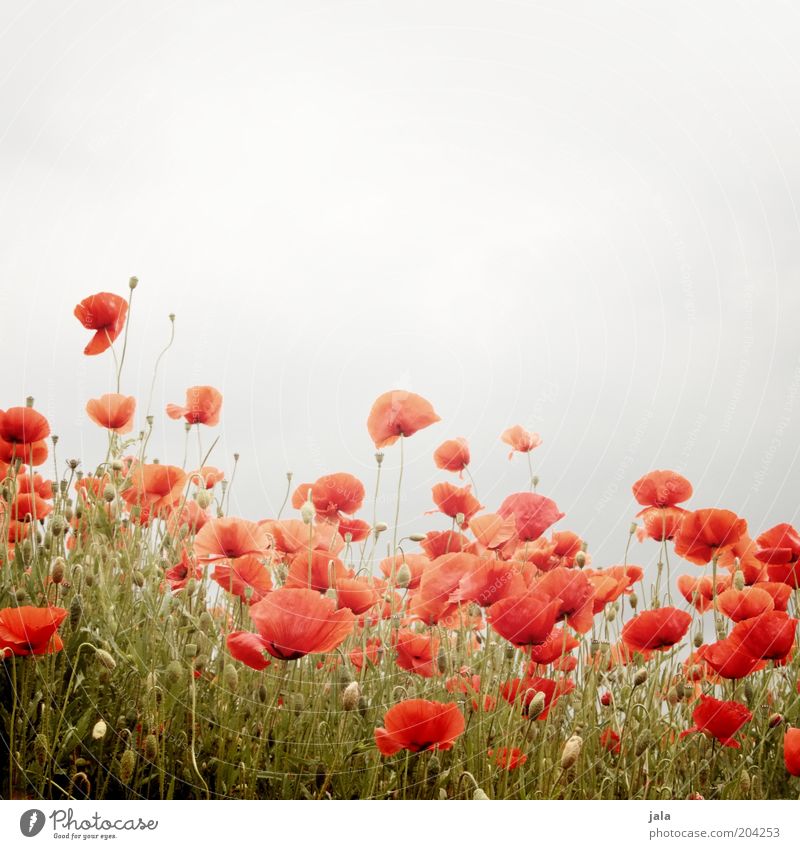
[2,1,800,573]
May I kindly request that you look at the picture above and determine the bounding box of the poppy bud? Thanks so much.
[427,754,441,777]
[575,551,586,568]
[715,622,728,640]
[358,695,369,717]
[529,691,547,719]
[258,684,268,703]
[693,632,704,648]
[195,490,213,509]
[69,594,83,628]
[768,712,783,728]
[118,749,136,784]
[374,522,388,533]
[95,649,117,671]
[740,770,751,795]
[455,512,465,527]
[600,692,612,707]
[531,475,540,488]
[629,522,638,535]
[560,734,583,770]
[408,533,426,542]
[132,570,145,587]
[185,578,197,596]
[290,693,305,714]
[667,687,678,706]
[300,501,315,524]
[129,276,139,289]
[473,788,490,800]
[144,734,158,761]
[635,731,651,757]
[223,664,239,692]
[628,593,638,610]
[437,649,447,674]
[633,669,648,687]
[675,680,687,701]
[111,459,124,471]
[166,660,184,686]
[396,562,412,588]
[34,733,49,766]
[605,606,617,622]
[92,719,107,740]
[733,570,745,591]
[342,681,360,711]
[50,557,65,584]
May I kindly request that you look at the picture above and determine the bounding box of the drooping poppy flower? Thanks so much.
[632,470,693,510]
[679,694,752,749]
[784,728,800,776]
[284,549,349,593]
[621,607,691,654]
[367,390,440,448]
[699,639,765,679]
[487,591,560,647]
[121,463,187,515]
[637,506,687,542]
[311,472,365,519]
[335,576,380,614]
[501,425,542,459]
[374,699,465,755]
[488,747,527,770]
[193,517,271,562]
[430,482,482,528]
[212,555,273,603]
[499,676,575,720]
[393,628,440,677]
[337,517,371,542]
[188,466,225,489]
[673,509,747,565]
[729,611,797,662]
[600,728,622,754]
[755,524,800,588]
[535,566,596,633]
[85,393,136,434]
[716,587,774,622]
[498,492,565,543]
[74,292,128,355]
[433,437,471,475]
[166,386,223,426]
[248,587,355,660]
[0,606,67,656]
[226,631,272,670]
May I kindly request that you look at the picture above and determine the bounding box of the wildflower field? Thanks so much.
[2,281,800,801]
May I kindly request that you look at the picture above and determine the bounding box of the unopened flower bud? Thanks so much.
[395,562,412,588]
[628,593,638,610]
[633,668,648,687]
[528,691,547,719]
[223,664,239,693]
[768,712,783,728]
[693,632,704,648]
[342,681,360,711]
[408,533,426,542]
[300,501,315,524]
[166,660,184,686]
[374,521,388,533]
[144,734,158,760]
[604,606,617,622]
[574,551,586,568]
[132,570,145,587]
[473,788,490,800]
[95,649,116,671]
[118,749,136,784]
[733,570,745,591]
[560,734,583,770]
[50,557,65,584]
[195,490,213,509]
[92,720,107,740]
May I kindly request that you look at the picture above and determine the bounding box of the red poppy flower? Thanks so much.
[637,507,687,542]
[673,509,748,565]
[167,500,210,535]
[0,606,67,656]
[407,552,477,625]
[680,694,752,749]
[753,581,792,611]
[677,574,731,613]
[0,437,48,466]
[755,524,800,588]
[784,728,800,776]
[393,628,440,677]
[498,492,565,542]
[311,472,365,519]
[122,463,187,515]
[337,517,371,542]
[226,631,272,670]
[285,549,349,593]
[729,611,797,662]
[349,637,382,670]
[166,386,223,426]
[367,390,440,448]
[433,438,470,474]
[430,482,482,527]
[85,393,136,434]
[248,587,355,660]
[487,591,560,647]
[163,548,202,591]
[699,639,765,679]
[632,470,693,510]
[469,513,516,551]
[419,530,471,558]
[501,425,542,459]
[600,728,621,754]
[335,576,380,614]
[621,607,691,654]
[526,531,585,572]
[374,699,465,755]
[716,587,774,622]
[0,407,51,449]
[188,466,225,489]
[488,747,527,770]
[536,566,596,633]
[587,565,643,613]
[499,676,574,720]
[193,517,271,562]
[11,492,53,522]
[212,555,273,603]
[717,535,767,584]
[449,556,525,608]
[74,292,128,355]
[291,482,314,509]
[525,627,580,665]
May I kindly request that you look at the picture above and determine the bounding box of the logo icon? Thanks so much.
[19,810,46,837]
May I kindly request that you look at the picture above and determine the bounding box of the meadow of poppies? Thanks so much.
[2,282,800,801]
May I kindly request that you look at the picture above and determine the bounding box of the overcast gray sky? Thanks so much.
[2,1,800,572]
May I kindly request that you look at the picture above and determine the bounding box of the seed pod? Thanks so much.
[632,668,648,687]
[144,734,158,761]
[342,681,360,711]
[118,749,136,784]
[95,649,117,671]
[223,664,239,693]
[92,720,108,740]
[560,734,583,770]
[437,649,447,674]
[50,557,66,584]
[69,595,83,628]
